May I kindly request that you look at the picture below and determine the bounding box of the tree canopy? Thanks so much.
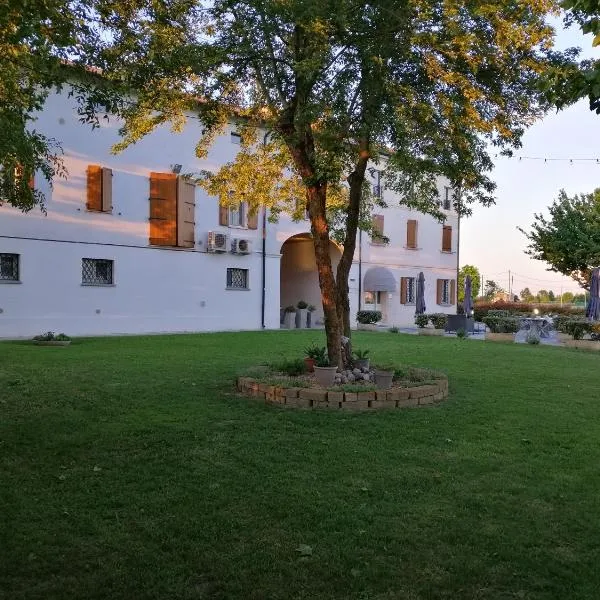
[520,188,600,289]
[458,265,481,302]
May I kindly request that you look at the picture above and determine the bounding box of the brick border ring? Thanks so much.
[237,377,449,410]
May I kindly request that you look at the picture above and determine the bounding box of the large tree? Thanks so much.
[88,0,568,366]
[520,188,600,289]
[458,265,481,302]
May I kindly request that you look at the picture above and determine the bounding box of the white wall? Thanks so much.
[0,87,459,337]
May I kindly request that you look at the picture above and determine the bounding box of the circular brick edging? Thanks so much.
[236,377,449,410]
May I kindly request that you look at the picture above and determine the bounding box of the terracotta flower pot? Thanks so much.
[304,357,316,373]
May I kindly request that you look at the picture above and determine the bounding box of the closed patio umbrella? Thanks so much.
[463,275,474,316]
[586,268,600,320]
[415,272,426,315]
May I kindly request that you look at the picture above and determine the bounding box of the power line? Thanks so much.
[495,155,600,164]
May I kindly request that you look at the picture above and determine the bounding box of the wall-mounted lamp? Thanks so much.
[171,164,182,174]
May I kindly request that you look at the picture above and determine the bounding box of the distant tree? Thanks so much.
[484,280,505,300]
[561,291,575,303]
[520,287,535,302]
[519,189,600,289]
[573,293,587,303]
[536,289,550,303]
[458,265,481,302]
[548,290,556,302]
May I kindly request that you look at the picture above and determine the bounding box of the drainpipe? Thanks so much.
[456,184,462,314]
[358,228,363,311]
[260,132,271,329]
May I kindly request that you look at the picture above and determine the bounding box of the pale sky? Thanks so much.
[461,20,599,297]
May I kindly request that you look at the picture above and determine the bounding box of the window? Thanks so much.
[229,203,246,227]
[406,219,418,249]
[87,165,113,212]
[442,225,452,252]
[443,187,451,210]
[82,258,114,285]
[231,132,242,144]
[441,279,450,304]
[0,253,19,281]
[227,268,249,289]
[364,291,382,306]
[401,276,416,304]
[436,278,455,305]
[373,184,383,200]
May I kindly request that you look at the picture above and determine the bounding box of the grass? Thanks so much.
[2,331,600,600]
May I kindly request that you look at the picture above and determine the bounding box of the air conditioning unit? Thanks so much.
[207,231,229,253]
[231,238,252,254]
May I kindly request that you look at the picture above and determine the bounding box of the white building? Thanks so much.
[0,89,458,338]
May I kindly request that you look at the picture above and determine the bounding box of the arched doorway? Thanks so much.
[280,233,341,326]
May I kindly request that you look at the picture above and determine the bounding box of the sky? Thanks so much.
[460,19,599,297]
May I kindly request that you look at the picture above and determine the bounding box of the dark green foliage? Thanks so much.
[429,313,448,330]
[269,358,306,376]
[32,331,70,341]
[482,316,521,334]
[296,300,308,309]
[356,310,382,325]
[474,301,585,322]
[414,314,429,328]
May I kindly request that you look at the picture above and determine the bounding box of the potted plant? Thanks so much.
[304,344,324,373]
[295,300,308,328]
[356,310,382,331]
[306,304,316,328]
[374,364,395,390]
[283,305,296,329]
[414,314,429,330]
[418,313,446,336]
[32,332,71,346]
[313,347,338,387]
[353,349,370,370]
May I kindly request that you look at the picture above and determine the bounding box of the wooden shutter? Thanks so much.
[219,204,229,226]
[247,208,259,229]
[101,168,113,212]
[149,172,177,246]
[436,279,443,305]
[372,214,384,240]
[450,279,456,305]
[86,165,102,211]
[177,177,196,248]
[442,225,452,252]
[407,219,417,248]
[400,277,407,304]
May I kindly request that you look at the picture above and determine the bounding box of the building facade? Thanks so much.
[0,89,458,338]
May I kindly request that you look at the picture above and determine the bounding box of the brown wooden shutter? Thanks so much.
[442,225,452,252]
[436,279,443,305]
[177,177,196,248]
[400,277,407,304]
[407,219,417,248]
[219,204,229,226]
[450,279,456,304]
[247,208,259,229]
[149,172,177,246]
[101,168,113,212]
[86,165,102,211]
[372,214,384,240]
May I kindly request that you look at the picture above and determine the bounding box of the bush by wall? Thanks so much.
[356,310,383,325]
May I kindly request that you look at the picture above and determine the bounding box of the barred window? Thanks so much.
[82,258,113,285]
[227,268,249,289]
[441,279,450,304]
[229,203,246,227]
[443,187,451,210]
[406,277,416,304]
[0,253,19,281]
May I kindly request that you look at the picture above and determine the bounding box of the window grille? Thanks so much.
[442,279,450,304]
[406,277,416,304]
[82,258,113,285]
[227,268,248,289]
[0,253,19,281]
[443,187,451,210]
[229,203,245,227]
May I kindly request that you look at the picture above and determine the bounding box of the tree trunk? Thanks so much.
[307,184,343,368]
[336,147,370,341]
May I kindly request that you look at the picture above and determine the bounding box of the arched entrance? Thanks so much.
[280,233,341,326]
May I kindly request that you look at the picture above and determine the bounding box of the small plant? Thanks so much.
[310,346,329,367]
[304,344,325,359]
[356,310,382,324]
[526,333,541,345]
[353,349,370,360]
[307,304,316,312]
[284,305,296,313]
[388,326,399,334]
[269,358,306,376]
[414,314,429,328]
[430,313,448,330]
[32,331,71,342]
[456,328,467,339]
[296,300,308,309]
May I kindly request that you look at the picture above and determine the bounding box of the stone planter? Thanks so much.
[313,366,338,387]
[33,340,71,346]
[304,357,316,373]
[357,323,379,331]
[565,339,600,351]
[354,358,370,370]
[486,332,515,342]
[295,308,307,329]
[375,370,394,390]
[283,311,296,329]
[418,328,445,336]
[306,311,315,328]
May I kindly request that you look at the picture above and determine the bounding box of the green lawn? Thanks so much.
[2,331,600,600]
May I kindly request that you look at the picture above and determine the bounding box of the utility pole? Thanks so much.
[508,269,511,301]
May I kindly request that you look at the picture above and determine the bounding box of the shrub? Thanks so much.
[32,331,71,342]
[284,305,296,313]
[356,310,382,324]
[353,349,370,359]
[564,320,593,340]
[296,300,308,309]
[269,358,306,376]
[482,316,520,333]
[487,309,511,318]
[430,313,448,329]
[414,314,429,328]
[388,326,399,334]
[456,328,467,339]
[307,304,316,312]
[474,301,584,321]
[304,344,326,360]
